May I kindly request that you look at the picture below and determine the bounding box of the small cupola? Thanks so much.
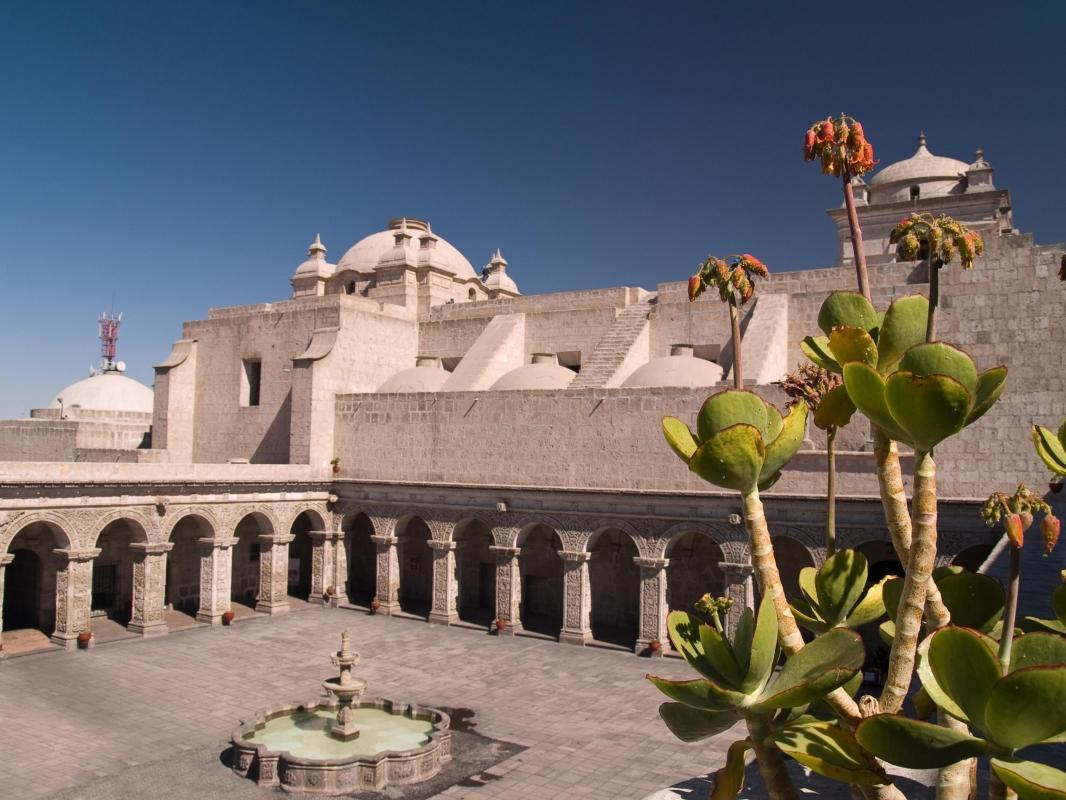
[482,249,520,297]
[965,147,996,193]
[291,234,336,297]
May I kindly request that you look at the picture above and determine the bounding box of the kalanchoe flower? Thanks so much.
[981,485,1055,551]
[890,213,985,268]
[688,254,769,305]
[804,114,876,176]
[1004,514,1025,549]
[1043,515,1061,556]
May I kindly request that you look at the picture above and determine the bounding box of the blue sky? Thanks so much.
[1,1,1063,418]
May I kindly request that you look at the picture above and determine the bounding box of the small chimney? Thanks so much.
[531,353,558,365]
[416,356,442,368]
[669,344,695,357]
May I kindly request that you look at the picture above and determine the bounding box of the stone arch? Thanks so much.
[585,520,644,554]
[231,511,273,608]
[165,513,213,618]
[92,515,151,626]
[511,515,569,547]
[162,506,221,540]
[454,517,496,625]
[92,509,155,545]
[395,514,433,618]
[287,511,319,601]
[282,505,328,535]
[664,529,727,617]
[342,512,376,606]
[227,505,279,537]
[658,521,747,562]
[587,526,641,648]
[2,517,71,640]
[2,512,74,554]
[516,522,565,637]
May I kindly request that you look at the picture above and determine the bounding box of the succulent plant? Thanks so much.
[662,389,808,493]
[1020,580,1066,636]
[648,597,886,789]
[857,626,1066,798]
[1033,419,1066,477]
[790,549,887,634]
[878,566,1006,647]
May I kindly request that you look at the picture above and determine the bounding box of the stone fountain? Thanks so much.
[230,631,451,794]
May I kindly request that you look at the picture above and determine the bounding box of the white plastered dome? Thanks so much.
[49,371,154,414]
[490,354,576,391]
[336,218,478,281]
[621,345,724,388]
[377,358,449,393]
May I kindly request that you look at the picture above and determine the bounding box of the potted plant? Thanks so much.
[77,630,92,649]
[494,618,507,633]
[369,596,381,615]
[330,457,341,474]
[648,638,662,655]
[222,610,235,626]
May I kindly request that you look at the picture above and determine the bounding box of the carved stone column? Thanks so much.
[332,532,347,606]
[0,553,13,654]
[490,546,521,633]
[52,548,100,649]
[559,551,592,645]
[129,542,172,637]
[197,537,236,625]
[308,530,333,605]
[370,534,400,614]
[720,561,755,635]
[427,540,459,626]
[635,557,669,655]
[255,533,294,615]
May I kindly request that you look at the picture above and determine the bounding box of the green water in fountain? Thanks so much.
[246,708,434,758]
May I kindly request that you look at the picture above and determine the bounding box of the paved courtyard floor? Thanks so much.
[0,605,944,800]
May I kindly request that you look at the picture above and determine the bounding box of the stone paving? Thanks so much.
[0,605,727,800]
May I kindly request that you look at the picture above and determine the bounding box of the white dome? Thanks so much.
[491,354,576,391]
[336,218,478,281]
[292,234,335,280]
[49,371,154,414]
[868,134,968,190]
[622,347,724,388]
[377,361,449,393]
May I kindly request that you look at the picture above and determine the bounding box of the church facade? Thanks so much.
[1,136,1062,659]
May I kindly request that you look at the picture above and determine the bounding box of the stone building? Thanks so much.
[1,136,1063,659]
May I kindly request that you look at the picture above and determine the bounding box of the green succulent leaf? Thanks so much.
[815,549,869,625]
[828,326,879,368]
[756,628,864,710]
[912,686,937,721]
[878,620,896,648]
[875,295,929,374]
[856,714,991,769]
[657,703,741,743]
[759,401,807,486]
[763,402,783,446]
[773,720,888,785]
[1055,583,1066,626]
[814,384,857,430]
[917,634,967,723]
[898,342,978,396]
[846,578,888,629]
[801,336,841,373]
[699,623,744,689]
[984,665,1066,750]
[1033,424,1066,476]
[842,362,912,444]
[667,611,724,682]
[936,571,1005,633]
[697,390,769,442]
[732,608,755,678]
[884,371,970,452]
[881,576,903,621]
[927,626,1002,731]
[790,596,831,634]
[818,292,879,336]
[1019,617,1066,636]
[991,759,1066,800]
[742,597,779,694]
[1011,632,1066,671]
[646,675,749,712]
[710,739,751,800]
[798,566,821,613]
[967,366,1007,425]
[662,417,698,462]
[689,424,766,492]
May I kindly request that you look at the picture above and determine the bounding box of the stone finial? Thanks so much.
[308,233,326,257]
[917,131,927,148]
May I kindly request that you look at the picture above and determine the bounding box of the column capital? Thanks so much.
[308,530,340,542]
[489,545,520,558]
[558,550,591,563]
[0,553,14,567]
[198,536,239,549]
[719,561,754,578]
[52,548,101,563]
[428,540,457,552]
[130,542,174,555]
[258,533,295,545]
[370,535,398,546]
[634,557,669,570]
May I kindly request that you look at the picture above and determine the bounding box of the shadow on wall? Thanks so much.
[251,391,292,464]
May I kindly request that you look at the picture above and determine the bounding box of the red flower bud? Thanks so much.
[804,129,816,160]
[820,120,834,141]
[687,275,702,302]
[1043,515,1061,555]
[1005,513,1025,549]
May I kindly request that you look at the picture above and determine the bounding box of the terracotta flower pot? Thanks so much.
[332,465,340,474]
[222,611,236,626]
[649,639,663,653]
[77,631,92,649]
[495,618,507,632]
[369,599,381,615]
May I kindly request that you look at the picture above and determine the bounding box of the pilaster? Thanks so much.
[634,557,669,655]
[720,561,755,635]
[559,551,592,645]
[0,554,13,654]
[255,533,294,615]
[427,540,459,626]
[128,542,173,637]
[370,535,400,614]
[196,537,237,625]
[51,548,100,650]
[490,545,521,633]
[308,530,335,605]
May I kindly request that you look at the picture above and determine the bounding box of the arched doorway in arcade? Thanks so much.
[455,519,495,625]
[288,512,320,602]
[92,519,148,629]
[517,524,564,637]
[397,517,433,618]
[665,531,726,616]
[343,513,377,607]
[165,515,211,625]
[588,529,640,648]
[231,513,270,612]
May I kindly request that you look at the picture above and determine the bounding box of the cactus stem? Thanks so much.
[729,300,743,388]
[879,450,938,714]
[926,255,942,342]
[746,715,801,800]
[935,713,974,800]
[843,167,871,302]
[998,542,1021,672]
[826,425,837,556]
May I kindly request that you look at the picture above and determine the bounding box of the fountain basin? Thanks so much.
[231,696,451,794]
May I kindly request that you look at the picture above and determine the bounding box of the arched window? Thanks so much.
[909,185,920,200]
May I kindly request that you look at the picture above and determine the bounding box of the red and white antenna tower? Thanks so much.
[98,312,122,372]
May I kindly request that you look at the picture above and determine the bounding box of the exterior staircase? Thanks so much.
[570,296,655,389]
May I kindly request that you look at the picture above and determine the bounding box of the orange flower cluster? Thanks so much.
[890,213,985,269]
[803,115,875,177]
[688,253,769,305]
[982,485,1060,555]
